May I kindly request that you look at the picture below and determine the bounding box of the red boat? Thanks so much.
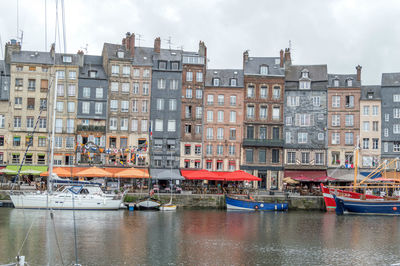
[320,183,382,211]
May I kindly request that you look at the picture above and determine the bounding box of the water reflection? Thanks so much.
[1,209,400,265]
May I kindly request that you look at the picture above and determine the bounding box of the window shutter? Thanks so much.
[295,114,300,126]
[89,135,95,143]
[100,136,105,147]
[77,135,82,144]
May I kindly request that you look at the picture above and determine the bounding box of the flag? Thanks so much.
[149,123,153,139]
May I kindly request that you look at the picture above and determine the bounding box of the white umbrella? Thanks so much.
[20,169,43,174]
[0,169,17,174]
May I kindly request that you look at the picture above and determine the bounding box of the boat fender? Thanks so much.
[393,207,397,211]
[254,205,259,210]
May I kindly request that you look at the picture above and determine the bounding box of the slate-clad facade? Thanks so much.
[76,54,108,164]
[150,38,182,170]
[284,63,328,172]
[241,51,285,189]
[381,73,400,167]
[0,59,10,165]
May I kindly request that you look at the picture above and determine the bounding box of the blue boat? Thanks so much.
[225,196,288,211]
[334,195,400,215]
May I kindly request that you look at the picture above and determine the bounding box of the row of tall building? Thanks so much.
[0,32,399,189]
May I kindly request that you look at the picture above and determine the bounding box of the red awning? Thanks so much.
[284,170,333,182]
[222,170,262,181]
[181,169,224,181]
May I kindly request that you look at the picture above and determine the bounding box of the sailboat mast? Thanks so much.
[48,73,59,194]
[353,136,360,190]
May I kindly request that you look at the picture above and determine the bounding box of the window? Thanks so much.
[109,118,117,130]
[196,72,203,82]
[196,89,203,99]
[38,137,46,147]
[332,96,340,108]
[120,138,127,148]
[260,106,268,119]
[230,111,236,123]
[196,107,202,119]
[272,107,280,120]
[318,133,324,141]
[63,55,72,63]
[15,97,22,105]
[186,88,192,98]
[55,119,63,133]
[394,142,400,152]
[206,161,212,170]
[345,133,353,145]
[122,66,130,76]
[345,115,354,127]
[40,99,47,110]
[83,87,90,98]
[41,79,48,91]
[109,100,118,112]
[298,132,308,143]
[288,96,300,107]
[158,61,167,69]
[272,149,280,163]
[363,138,369,149]
[143,69,150,77]
[347,79,353,86]
[120,83,129,93]
[363,121,370,132]
[12,154,20,164]
[217,111,224,122]
[312,96,320,107]
[286,116,292,126]
[247,105,255,119]
[132,100,138,112]
[142,83,149,95]
[206,145,213,155]
[213,78,220,86]
[230,95,236,106]
[216,161,223,170]
[332,132,340,144]
[26,117,34,128]
[229,145,235,155]
[57,84,64,96]
[260,65,269,75]
[373,121,379,131]
[206,128,213,139]
[13,136,21,146]
[394,95,400,102]
[67,84,76,96]
[55,136,63,148]
[67,119,74,133]
[384,142,389,153]
[216,145,223,155]
[158,79,166,89]
[230,78,237,86]
[247,126,254,139]
[247,85,255,98]
[14,117,21,128]
[218,95,224,105]
[131,119,138,131]
[56,101,64,112]
[155,119,163,131]
[186,72,193,82]
[302,71,309,78]
[111,82,118,92]
[156,98,164,110]
[259,150,266,163]
[167,120,176,132]
[273,86,280,99]
[334,79,339,87]
[296,114,312,126]
[246,149,253,163]
[111,65,119,75]
[345,95,354,108]
[395,109,400,119]
[56,71,65,79]
[385,113,390,122]
[27,98,35,110]
[120,118,128,131]
[89,70,97,78]
[373,138,379,150]
[0,115,4,128]
[195,125,201,134]
[66,137,74,149]
[133,68,140,77]
[39,118,46,129]
[299,81,310,89]
[287,152,296,164]
[315,153,324,165]
[301,152,310,164]
[141,100,148,113]
[121,101,129,112]
[217,128,224,139]
[185,145,191,155]
[260,86,267,99]
[372,105,379,116]
[207,95,214,105]
[95,102,102,114]
[229,128,236,140]
[394,124,400,134]
[384,128,389,137]
[207,111,213,122]
[69,71,76,80]
[286,132,291,144]
[28,79,35,90]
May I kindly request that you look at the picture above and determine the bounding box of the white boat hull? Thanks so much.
[160,204,177,211]
[136,199,160,210]
[10,193,122,210]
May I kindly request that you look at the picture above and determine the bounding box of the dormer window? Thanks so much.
[62,56,72,63]
[260,65,269,75]
[230,78,237,86]
[117,51,124,58]
[347,79,353,87]
[213,78,220,86]
[334,79,339,87]
[299,81,311,90]
[89,70,97,78]
[301,69,309,78]
[158,61,167,69]
[171,61,179,70]
[367,92,374,99]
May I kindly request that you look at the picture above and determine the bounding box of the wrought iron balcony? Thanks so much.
[76,125,106,132]
[242,138,284,147]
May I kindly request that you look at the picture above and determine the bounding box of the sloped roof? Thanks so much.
[328,74,361,87]
[244,57,284,76]
[205,69,244,87]
[361,85,381,100]
[382,73,400,87]
[79,55,107,79]
[10,50,53,65]
[285,64,328,81]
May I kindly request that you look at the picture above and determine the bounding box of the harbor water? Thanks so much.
[1,208,400,265]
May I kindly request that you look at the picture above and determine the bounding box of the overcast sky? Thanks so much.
[1,0,400,85]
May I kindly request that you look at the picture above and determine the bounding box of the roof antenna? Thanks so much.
[80,43,88,54]
[136,34,143,47]
[167,36,172,50]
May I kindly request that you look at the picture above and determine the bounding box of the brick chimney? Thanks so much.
[77,50,84,67]
[154,37,161,53]
[356,65,362,81]
[128,33,135,57]
[199,41,207,67]
[284,48,291,66]
[243,50,249,68]
[280,49,284,68]
[5,39,21,64]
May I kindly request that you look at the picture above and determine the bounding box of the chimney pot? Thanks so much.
[280,49,284,68]
[154,37,161,53]
[243,50,249,68]
[356,65,362,82]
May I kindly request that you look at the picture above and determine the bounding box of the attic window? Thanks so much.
[230,78,237,86]
[334,79,339,87]
[62,56,72,63]
[117,51,124,58]
[89,70,97,78]
[158,61,167,69]
[260,65,269,75]
[367,92,374,99]
[275,59,280,65]
[171,61,179,70]
[213,78,220,86]
[301,69,309,78]
[347,79,353,87]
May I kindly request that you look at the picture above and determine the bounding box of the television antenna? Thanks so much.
[136,34,143,47]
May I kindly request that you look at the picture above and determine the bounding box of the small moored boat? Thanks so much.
[334,195,400,215]
[225,195,288,211]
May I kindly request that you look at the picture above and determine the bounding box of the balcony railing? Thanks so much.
[76,125,106,132]
[242,138,284,147]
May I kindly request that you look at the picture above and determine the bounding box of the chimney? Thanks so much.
[154,37,161,53]
[124,32,131,49]
[128,33,135,57]
[77,50,84,67]
[50,43,55,59]
[198,41,207,57]
[243,50,249,68]
[280,49,284,68]
[5,39,21,64]
[356,65,362,82]
[284,48,291,66]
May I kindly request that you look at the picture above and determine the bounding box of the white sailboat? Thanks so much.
[160,152,177,211]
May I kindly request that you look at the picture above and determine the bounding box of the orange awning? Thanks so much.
[74,166,112,178]
[113,168,150,178]
[40,167,74,177]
